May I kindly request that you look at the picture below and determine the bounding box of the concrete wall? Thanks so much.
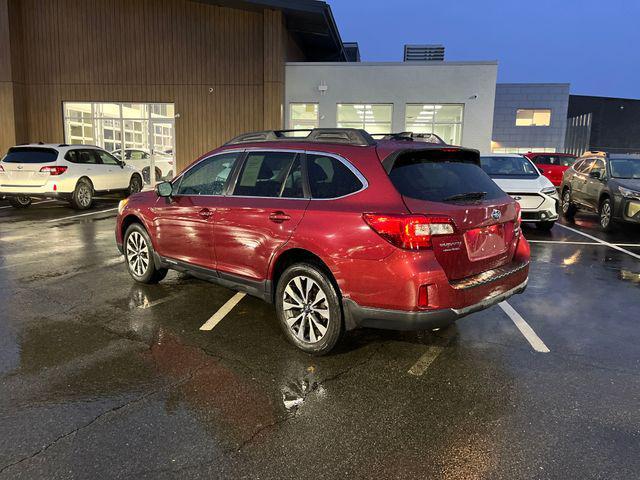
[492,83,570,152]
[285,62,498,153]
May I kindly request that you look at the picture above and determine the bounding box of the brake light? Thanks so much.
[0,165,4,172]
[39,166,67,175]
[363,213,455,250]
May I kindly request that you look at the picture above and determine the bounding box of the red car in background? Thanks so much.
[524,152,577,188]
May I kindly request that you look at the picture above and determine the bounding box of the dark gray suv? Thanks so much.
[560,151,640,231]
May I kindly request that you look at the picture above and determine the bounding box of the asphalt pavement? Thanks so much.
[0,198,639,479]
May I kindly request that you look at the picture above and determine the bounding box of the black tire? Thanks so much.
[536,221,555,231]
[123,223,168,284]
[9,195,32,208]
[561,188,576,220]
[127,174,143,197]
[599,198,614,232]
[70,178,94,210]
[275,263,343,355]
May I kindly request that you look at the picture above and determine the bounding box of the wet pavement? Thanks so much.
[0,199,639,479]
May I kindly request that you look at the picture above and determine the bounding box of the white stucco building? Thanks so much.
[285,61,498,153]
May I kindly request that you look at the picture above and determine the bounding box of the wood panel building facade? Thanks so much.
[0,0,346,172]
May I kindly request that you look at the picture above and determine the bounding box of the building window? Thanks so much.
[289,103,319,132]
[63,102,175,182]
[515,109,551,127]
[337,104,392,134]
[492,146,557,154]
[405,104,464,145]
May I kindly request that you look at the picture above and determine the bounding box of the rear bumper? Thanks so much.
[344,278,528,331]
[0,184,73,195]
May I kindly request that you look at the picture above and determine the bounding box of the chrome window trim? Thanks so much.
[169,147,369,200]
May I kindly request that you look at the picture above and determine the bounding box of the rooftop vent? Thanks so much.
[404,44,445,62]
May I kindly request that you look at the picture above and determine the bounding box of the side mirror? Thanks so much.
[156,181,173,197]
[589,171,601,179]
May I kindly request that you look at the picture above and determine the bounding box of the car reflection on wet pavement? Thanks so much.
[1,200,639,479]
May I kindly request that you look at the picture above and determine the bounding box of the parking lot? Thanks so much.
[1,198,639,479]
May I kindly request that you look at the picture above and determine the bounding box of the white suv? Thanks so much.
[0,144,143,209]
[480,154,560,231]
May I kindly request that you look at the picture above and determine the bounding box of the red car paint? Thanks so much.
[116,139,529,328]
[525,152,577,187]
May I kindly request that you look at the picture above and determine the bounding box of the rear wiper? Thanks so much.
[443,191,487,202]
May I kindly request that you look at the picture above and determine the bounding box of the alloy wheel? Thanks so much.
[130,176,142,194]
[562,191,571,213]
[126,231,150,277]
[600,202,611,228]
[77,184,91,207]
[282,276,330,344]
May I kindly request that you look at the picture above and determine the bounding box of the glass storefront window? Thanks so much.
[405,104,464,145]
[515,109,551,127]
[289,103,319,133]
[63,102,175,185]
[337,104,392,134]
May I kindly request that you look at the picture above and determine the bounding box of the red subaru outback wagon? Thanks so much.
[116,129,530,354]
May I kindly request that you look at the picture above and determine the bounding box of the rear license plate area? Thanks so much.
[464,224,508,261]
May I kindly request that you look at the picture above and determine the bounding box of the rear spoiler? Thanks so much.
[380,147,481,174]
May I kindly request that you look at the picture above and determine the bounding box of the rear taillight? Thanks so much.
[39,166,67,175]
[514,203,522,236]
[363,213,456,250]
[0,165,4,172]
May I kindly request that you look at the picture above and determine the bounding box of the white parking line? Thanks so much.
[499,301,550,353]
[555,223,640,261]
[137,295,179,310]
[199,292,247,331]
[528,240,640,247]
[408,346,445,376]
[46,208,118,223]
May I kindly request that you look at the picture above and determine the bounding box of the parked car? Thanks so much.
[524,152,577,188]
[480,154,559,231]
[111,148,174,183]
[560,151,640,231]
[116,129,530,354]
[0,144,143,209]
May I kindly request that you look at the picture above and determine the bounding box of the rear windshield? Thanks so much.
[532,155,576,167]
[389,152,506,202]
[480,156,538,178]
[3,147,57,164]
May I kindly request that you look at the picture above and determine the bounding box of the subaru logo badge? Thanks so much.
[491,209,501,220]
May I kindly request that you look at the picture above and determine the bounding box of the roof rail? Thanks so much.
[372,132,446,145]
[225,128,377,147]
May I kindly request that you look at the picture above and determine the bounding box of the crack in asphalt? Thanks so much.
[0,362,211,477]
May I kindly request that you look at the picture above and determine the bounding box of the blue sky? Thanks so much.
[330,0,640,99]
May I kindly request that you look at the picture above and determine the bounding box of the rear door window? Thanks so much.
[233,151,296,197]
[307,154,363,199]
[389,152,505,202]
[3,147,58,163]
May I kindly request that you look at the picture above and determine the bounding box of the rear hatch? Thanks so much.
[1,147,59,187]
[384,148,519,281]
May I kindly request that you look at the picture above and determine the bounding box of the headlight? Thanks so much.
[541,186,557,195]
[118,198,129,214]
[618,186,640,199]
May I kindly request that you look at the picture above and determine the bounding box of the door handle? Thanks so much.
[269,211,291,223]
[198,208,213,219]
